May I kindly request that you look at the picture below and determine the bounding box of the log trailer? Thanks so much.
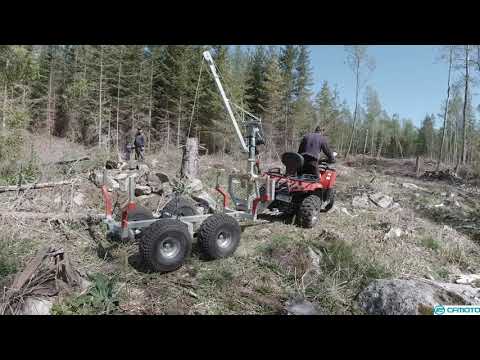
[101,50,337,273]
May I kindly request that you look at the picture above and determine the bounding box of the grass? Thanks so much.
[421,236,441,251]
[51,273,119,315]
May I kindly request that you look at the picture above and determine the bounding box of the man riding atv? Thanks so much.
[298,126,335,176]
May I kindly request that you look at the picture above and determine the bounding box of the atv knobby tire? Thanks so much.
[139,218,192,273]
[297,195,322,228]
[161,196,199,217]
[321,189,335,212]
[197,214,241,260]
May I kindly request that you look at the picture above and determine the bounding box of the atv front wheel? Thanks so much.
[197,214,241,260]
[321,189,336,212]
[139,219,192,272]
[297,195,322,229]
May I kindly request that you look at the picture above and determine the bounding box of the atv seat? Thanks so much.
[281,152,304,176]
[280,152,323,182]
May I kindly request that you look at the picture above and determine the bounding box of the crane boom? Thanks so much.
[202,50,248,153]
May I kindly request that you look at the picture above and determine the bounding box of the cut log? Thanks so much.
[180,137,199,179]
[0,211,105,222]
[0,180,72,193]
[53,156,90,166]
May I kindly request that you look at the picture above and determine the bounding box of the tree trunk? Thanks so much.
[180,137,199,179]
[2,84,7,131]
[148,59,154,152]
[437,47,453,170]
[177,97,182,148]
[98,45,104,148]
[116,53,122,152]
[461,45,469,166]
[346,58,360,158]
[363,128,369,155]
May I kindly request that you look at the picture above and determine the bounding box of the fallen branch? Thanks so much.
[54,156,90,166]
[0,180,72,193]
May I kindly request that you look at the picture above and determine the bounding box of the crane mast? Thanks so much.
[202,50,248,153]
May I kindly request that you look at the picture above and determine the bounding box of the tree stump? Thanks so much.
[181,137,199,179]
[415,156,424,178]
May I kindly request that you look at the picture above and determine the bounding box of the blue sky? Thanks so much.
[309,45,479,128]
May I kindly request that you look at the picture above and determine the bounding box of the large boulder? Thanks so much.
[357,279,480,315]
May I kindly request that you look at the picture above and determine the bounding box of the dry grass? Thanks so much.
[2,137,480,315]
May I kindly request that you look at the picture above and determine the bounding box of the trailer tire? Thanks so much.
[139,219,192,273]
[197,214,241,260]
[297,194,322,229]
[128,206,154,221]
[161,196,199,218]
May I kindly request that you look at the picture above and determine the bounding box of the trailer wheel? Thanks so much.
[128,206,154,221]
[161,196,199,217]
[197,214,241,260]
[139,219,192,273]
[297,195,322,229]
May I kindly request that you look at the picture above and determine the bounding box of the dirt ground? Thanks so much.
[1,142,479,315]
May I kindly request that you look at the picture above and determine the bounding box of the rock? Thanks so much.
[308,247,322,270]
[286,299,322,315]
[191,191,217,212]
[402,183,428,192]
[384,227,403,240]
[155,172,170,184]
[433,203,445,208]
[257,228,272,238]
[352,194,372,209]
[147,181,163,194]
[341,207,357,217]
[440,192,447,197]
[369,193,393,209]
[21,297,53,315]
[114,172,129,181]
[90,170,118,190]
[137,164,150,175]
[391,202,401,210]
[185,178,203,193]
[73,193,85,207]
[105,160,119,170]
[135,185,152,196]
[357,279,480,315]
[456,274,480,287]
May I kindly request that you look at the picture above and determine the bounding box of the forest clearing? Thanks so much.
[1,45,480,315]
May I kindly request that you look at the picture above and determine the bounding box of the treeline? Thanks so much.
[0,45,479,169]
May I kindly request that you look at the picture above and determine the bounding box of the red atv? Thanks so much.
[261,152,337,228]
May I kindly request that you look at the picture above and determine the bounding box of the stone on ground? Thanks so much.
[357,279,480,315]
[21,297,53,315]
[369,193,393,209]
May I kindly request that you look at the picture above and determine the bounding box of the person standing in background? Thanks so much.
[134,127,145,161]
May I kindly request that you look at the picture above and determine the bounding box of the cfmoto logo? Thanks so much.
[434,305,445,315]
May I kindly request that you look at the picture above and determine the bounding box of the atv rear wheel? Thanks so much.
[161,196,199,217]
[197,214,241,260]
[297,195,322,228]
[139,219,192,272]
